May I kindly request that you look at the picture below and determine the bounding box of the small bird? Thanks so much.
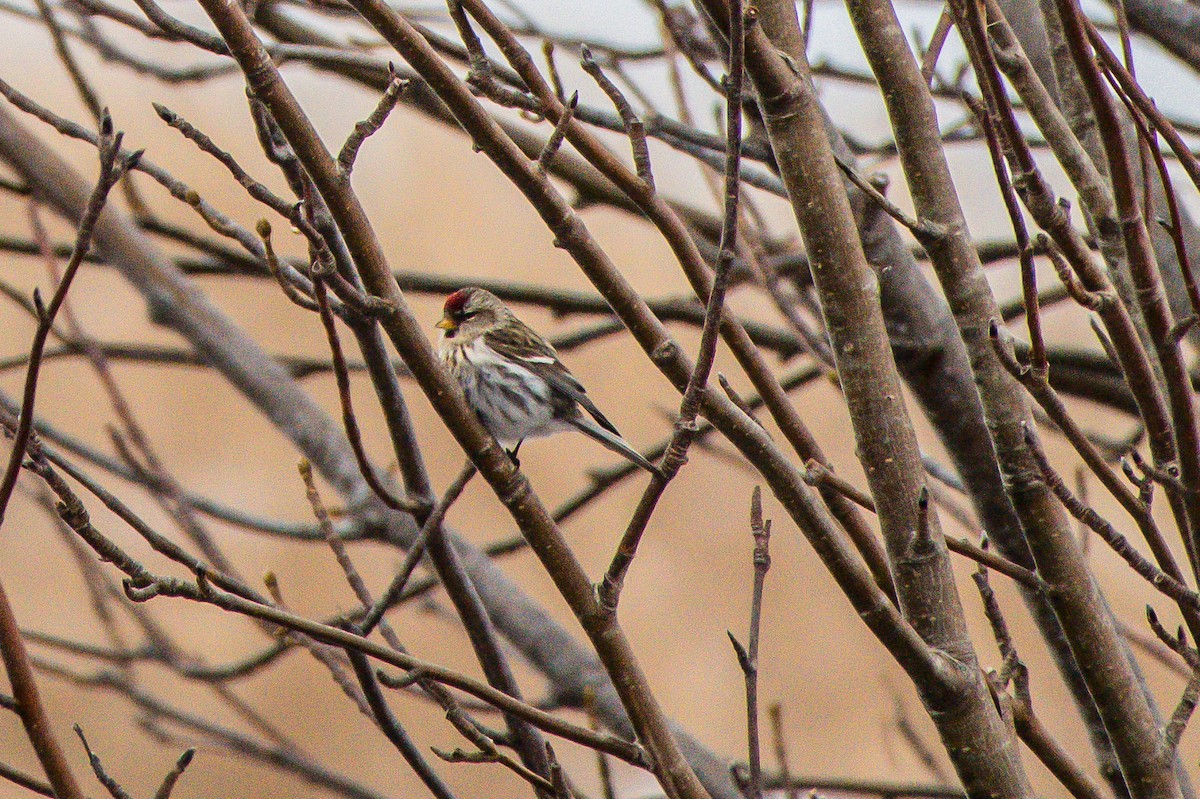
[436,287,661,476]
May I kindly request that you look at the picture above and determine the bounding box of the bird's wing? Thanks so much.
[484,322,623,437]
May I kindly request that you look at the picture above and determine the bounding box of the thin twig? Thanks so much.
[920,9,954,87]
[767,705,799,799]
[338,64,409,174]
[311,277,426,514]
[970,96,1045,371]
[583,688,616,799]
[154,103,294,218]
[75,725,134,799]
[23,438,645,767]
[1024,427,1200,613]
[596,0,745,614]
[738,485,771,799]
[580,46,655,191]
[257,219,318,310]
[1163,672,1200,756]
[0,113,132,799]
[0,759,55,798]
[802,460,875,512]
[542,41,565,103]
[152,748,195,799]
[945,536,1046,590]
[359,460,477,636]
[537,91,578,173]
[343,648,461,799]
[969,567,1105,799]
[0,113,131,524]
[832,153,948,245]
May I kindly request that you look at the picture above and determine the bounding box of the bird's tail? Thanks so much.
[567,416,662,477]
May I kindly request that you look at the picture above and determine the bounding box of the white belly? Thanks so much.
[442,337,571,445]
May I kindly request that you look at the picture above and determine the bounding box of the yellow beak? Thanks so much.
[436,317,457,331]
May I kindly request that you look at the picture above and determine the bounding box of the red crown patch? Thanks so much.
[444,289,470,313]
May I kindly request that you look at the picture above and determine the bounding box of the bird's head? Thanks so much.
[436,287,506,342]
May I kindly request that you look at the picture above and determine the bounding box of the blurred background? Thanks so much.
[1,0,1199,797]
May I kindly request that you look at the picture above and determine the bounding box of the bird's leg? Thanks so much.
[506,439,523,469]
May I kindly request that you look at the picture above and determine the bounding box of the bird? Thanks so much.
[436,287,661,476]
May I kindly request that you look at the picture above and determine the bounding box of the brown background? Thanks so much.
[1,5,1197,798]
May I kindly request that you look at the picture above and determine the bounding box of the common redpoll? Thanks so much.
[437,287,661,476]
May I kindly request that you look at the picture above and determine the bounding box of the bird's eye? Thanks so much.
[459,310,477,320]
